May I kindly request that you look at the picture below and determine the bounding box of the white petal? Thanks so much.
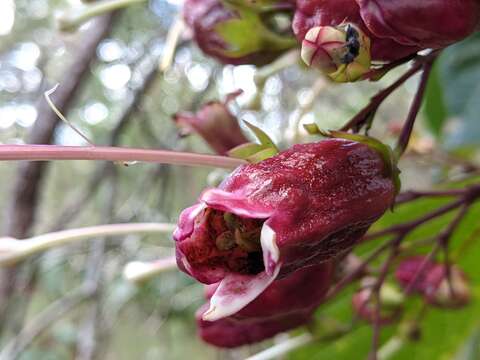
[261,223,280,276]
[203,266,280,322]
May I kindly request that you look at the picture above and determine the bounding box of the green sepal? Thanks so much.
[228,142,278,163]
[303,122,324,135]
[302,123,332,138]
[322,130,402,195]
[214,5,296,58]
[244,121,279,151]
[246,147,278,163]
[227,142,266,159]
[228,122,279,164]
[325,27,372,83]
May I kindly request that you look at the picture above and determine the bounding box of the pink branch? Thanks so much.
[0,145,246,169]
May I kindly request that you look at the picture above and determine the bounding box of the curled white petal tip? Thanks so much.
[202,305,217,321]
[261,224,280,276]
[205,267,281,322]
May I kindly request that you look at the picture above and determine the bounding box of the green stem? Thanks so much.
[254,49,300,86]
[247,49,299,110]
[57,0,148,32]
[0,223,176,266]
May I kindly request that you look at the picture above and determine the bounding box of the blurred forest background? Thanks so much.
[1,0,480,359]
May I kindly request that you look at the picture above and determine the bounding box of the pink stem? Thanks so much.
[0,145,246,169]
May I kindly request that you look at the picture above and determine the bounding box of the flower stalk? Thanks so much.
[395,57,436,158]
[341,51,439,133]
[0,145,246,169]
[0,223,176,266]
[254,49,301,87]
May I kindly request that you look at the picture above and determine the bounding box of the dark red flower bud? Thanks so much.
[197,262,333,347]
[395,256,471,308]
[356,0,480,50]
[352,277,403,325]
[183,0,296,65]
[292,0,420,65]
[174,138,396,320]
[395,256,435,292]
[173,92,248,155]
[300,24,372,82]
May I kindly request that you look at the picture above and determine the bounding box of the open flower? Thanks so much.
[395,256,471,308]
[174,138,396,320]
[197,262,333,347]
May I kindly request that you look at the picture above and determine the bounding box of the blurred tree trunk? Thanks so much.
[0,13,116,335]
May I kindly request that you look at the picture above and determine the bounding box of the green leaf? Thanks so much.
[423,63,447,137]
[437,33,480,147]
[215,10,265,57]
[243,121,279,151]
